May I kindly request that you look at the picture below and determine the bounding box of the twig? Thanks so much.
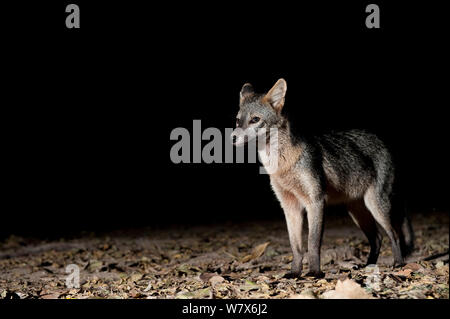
[423,250,449,261]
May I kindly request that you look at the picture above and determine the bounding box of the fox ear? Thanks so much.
[240,83,254,101]
[264,78,287,113]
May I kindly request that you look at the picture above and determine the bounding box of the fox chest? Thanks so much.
[270,170,312,204]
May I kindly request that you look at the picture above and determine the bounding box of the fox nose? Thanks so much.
[232,135,237,144]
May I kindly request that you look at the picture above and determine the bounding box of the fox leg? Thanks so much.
[364,186,404,267]
[282,193,306,276]
[272,181,306,276]
[305,200,325,278]
[284,200,306,276]
[347,200,382,265]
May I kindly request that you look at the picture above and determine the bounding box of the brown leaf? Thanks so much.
[87,259,103,272]
[322,279,373,299]
[41,292,61,299]
[290,289,317,299]
[404,263,423,272]
[129,273,143,283]
[68,289,79,295]
[176,264,201,275]
[241,242,270,263]
[176,287,211,299]
[337,261,358,270]
[435,261,449,276]
[129,289,143,298]
[393,269,413,278]
[239,280,260,292]
[209,275,225,286]
[199,272,217,282]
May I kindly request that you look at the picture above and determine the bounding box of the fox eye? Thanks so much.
[249,116,260,124]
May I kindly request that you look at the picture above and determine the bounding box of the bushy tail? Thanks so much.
[392,197,415,258]
[391,182,415,258]
[389,152,414,258]
[400,213,415,257]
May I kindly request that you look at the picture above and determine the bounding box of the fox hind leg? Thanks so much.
[347,200,382,265]
[364,186,404,267]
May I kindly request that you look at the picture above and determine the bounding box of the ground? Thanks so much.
[0,212,448,299]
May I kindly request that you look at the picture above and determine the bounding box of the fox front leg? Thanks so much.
[283,203,307,277]
[305,200,325,278]
[272,181,306,277]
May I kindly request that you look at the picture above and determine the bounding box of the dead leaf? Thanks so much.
[239,280,260,292]
[129,289,143,298]
[143,282,152,292]
[87,259,103,272]
[435,261,449,276]
[337,261,358,270]
[129,273,143,283]
[209,275,224,286]
[68,289,79,295]
[404,263,423,272]
[393,269,413,277]
[199,272,217,282]
[290,289,317,299]
[176,287,211,299]
[176,264,201,275]
[383,276,397,288]
[322,279,373,299]
[241,242,270,263]
[41,292,61,299]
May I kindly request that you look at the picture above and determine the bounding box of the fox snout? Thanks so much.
[231,128,259,147]
[230,129,248,147]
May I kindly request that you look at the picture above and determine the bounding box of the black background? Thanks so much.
[2,1,448,237]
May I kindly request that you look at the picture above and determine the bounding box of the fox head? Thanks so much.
[231,78,287,146]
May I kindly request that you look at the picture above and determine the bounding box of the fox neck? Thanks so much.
[259,117,302,175]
